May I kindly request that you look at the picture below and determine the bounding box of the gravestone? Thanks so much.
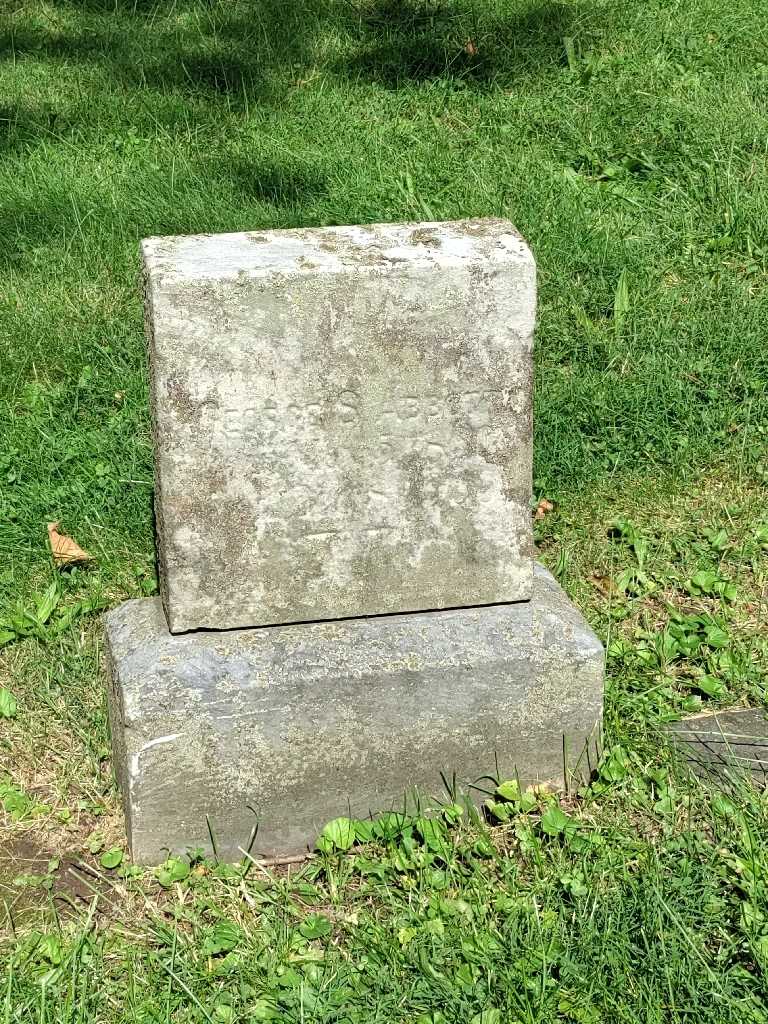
[143,220,535,633]
[105,218,605,863]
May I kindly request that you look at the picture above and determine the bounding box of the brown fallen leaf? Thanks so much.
[47,522,93,566]
[464,38,478,56]
[534,498,555,521]
[590,573,618,597]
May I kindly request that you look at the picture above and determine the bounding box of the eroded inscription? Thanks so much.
[214,388,507,448]
[201,386,516,547]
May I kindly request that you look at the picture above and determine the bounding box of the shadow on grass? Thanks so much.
[0,100,70,155]
[45,0,171,10]
[2,0,578,99]
[0,151,330,269]
[342,0,576,87]
[0,25,274,102]
[215,155,329,205]
[0,0,576,266]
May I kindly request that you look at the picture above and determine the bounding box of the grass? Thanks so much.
[2,471,768,1021]
[1,0,768,1018]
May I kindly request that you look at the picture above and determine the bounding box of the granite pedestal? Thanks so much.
[105,565,603,863]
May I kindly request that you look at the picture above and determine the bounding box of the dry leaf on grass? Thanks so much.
[590,573,619,597]
[534,498,555,521]
[47,522,93,566]
[464,39,478,55]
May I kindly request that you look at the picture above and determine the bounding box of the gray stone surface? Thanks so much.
[666,709,768,783]
[105,565,604,863]
[143,218,536,633]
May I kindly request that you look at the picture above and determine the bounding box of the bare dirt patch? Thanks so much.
[0,835,119,934]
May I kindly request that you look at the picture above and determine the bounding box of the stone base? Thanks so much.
[104,565,604,863]
[666,709,768,784]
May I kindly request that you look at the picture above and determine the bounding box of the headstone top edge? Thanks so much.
[140,217,535,282]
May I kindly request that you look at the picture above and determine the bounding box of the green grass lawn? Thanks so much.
[1,0,768,1019]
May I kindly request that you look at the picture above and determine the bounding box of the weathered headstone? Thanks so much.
[143,220,536,633]
[105,218,605,863]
